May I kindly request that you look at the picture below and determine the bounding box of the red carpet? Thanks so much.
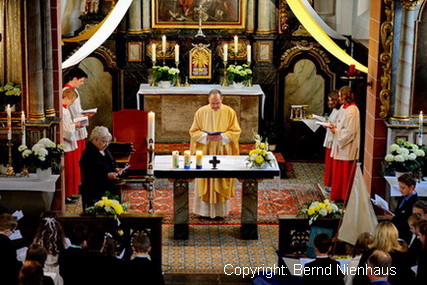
[122,182,323,225]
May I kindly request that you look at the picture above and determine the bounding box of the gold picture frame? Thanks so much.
[127,42,143,62]
[152,0,246,29]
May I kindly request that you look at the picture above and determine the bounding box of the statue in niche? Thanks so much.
[83,0,100,14]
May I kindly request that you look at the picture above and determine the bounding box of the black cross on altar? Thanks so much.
[209,156,221,169]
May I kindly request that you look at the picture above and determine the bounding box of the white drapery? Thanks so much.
[62,0,133,69]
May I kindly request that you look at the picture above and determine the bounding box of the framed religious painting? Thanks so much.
[152,0,246,29]
[189,43,212,79]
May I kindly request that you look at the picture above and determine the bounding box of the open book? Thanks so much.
[371,194,394,216]
[313,114,326,122]
[81,108,97,114]
[315,121,331,128]
[202,130,223,135]
[73,116,89,127]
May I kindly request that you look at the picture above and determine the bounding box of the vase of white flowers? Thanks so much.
[227,64,252,86]
[153,66,179,87]
[36,167,52,181]
[384,139,426,175]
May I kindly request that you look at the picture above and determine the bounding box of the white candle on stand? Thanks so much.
[6,104,11,140]
[147,111,155,175]
[151,44,156,61]
[21,111,26,146]
[247,45,251,62]
[223,44,228,61]
[162,35,167,54]
[148,111,155,145]
[175,44,179,62]
[234,35,238,54]
[418,111,424,145]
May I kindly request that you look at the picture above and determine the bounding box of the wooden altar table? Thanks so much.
[154,155,280,240]
[136,84,265,143]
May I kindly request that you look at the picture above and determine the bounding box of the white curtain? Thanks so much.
[62,0,133,69]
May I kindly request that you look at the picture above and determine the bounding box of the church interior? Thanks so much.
[1,0,427,284]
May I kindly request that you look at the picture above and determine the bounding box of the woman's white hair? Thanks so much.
[90,126,112,141]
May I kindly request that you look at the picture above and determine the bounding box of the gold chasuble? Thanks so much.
[189,104,241,218]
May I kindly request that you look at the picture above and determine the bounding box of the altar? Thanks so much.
[154,155,280,240]
[136,84,265,143]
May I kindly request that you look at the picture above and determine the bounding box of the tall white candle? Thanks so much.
[234,35,238,54]
[247,45,251,62]
[418,111,424,145]
[223,44,228,61]
[175,44,180,62]
[21,111,26,146]
[148,111,155,145]
[6,104,11,140]
[162,35,167,54]
[151,44,156,62]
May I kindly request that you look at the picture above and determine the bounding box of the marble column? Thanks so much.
[393,0,423,119]
[246,0,255,33]
[142,0,151,32]
[128,0,142,33]
[27,0,45,121]
[42,0,54,118]
[257,0,271,34]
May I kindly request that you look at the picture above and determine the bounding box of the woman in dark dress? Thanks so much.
[80,126,121,209]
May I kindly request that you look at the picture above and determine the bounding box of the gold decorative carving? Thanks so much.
[189,43,212,79]
[279,0,289,33]
[280,42,331,71]
[401,0,424,10]
[379,0,395,119]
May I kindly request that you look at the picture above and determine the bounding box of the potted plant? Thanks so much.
[0,82,21,111]
[260,120,279,151]
[18,138,66,180]
[227,64,252,88]
[384,139,426,177]
[152,66,180,88]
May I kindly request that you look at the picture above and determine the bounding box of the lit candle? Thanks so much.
[234,35,238,54]
[223,44,228,62]
[21,111,26,146]
[172,150,179,168]
[162,35,167,54]
[6,104,11,140]
[175,44,179,62]
[147,111,155,174]
[196,150,203,169]
[148,111,155,145]
[151,44,156,62]
[247,45,251,62]
[184,150,191,169]
[418,111,424,145]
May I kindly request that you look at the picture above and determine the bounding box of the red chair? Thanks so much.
[112,109,148,172]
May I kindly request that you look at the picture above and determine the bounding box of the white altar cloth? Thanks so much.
[136,84,266,118]
[0,174,59,192]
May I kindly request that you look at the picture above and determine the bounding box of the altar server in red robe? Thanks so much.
[62,89,80,199]
[330,85,360,201]
[322,90,340,188]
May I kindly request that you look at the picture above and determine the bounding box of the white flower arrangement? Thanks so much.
[299,199,341,225]
[153,66,180,82]
[384,139,425,173]
[18,138,65,171]
[246,132,274,169]
[84,192,128,225]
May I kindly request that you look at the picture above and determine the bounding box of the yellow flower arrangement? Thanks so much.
[299,199,341,225]
[246,132,274,169]
[84,192,128,225]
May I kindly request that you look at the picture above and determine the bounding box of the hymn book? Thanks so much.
[371,194,394,216]
[202,130,223,135]
[313,114,326,122]
[73,116,89,127]
[81,108,98,114]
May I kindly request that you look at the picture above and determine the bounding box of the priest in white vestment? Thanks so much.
[189,89,241,218]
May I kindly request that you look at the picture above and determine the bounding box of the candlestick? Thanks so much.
[247,45,251,63]
[6,104,11,141]
[6,142,15,177]
[196,150,203,169]
[245,61,253,87]
[173,61,182,87]
[418,111,424,145]
[150,59,158,87]
[184,150,191,169]
[175,44,179,62]
[223,44,228,62]
[172,151,179,168]
[21,111,26,146]
[220,61,229,87]
[147,112,155,175]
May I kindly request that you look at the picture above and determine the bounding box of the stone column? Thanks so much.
[246,0,255,33]
[27,0,45,121]
[257,0,271,34]
[42,0,54,118]
[128,0,142,33]
[393,0,423,119]
[142,0,151,32]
